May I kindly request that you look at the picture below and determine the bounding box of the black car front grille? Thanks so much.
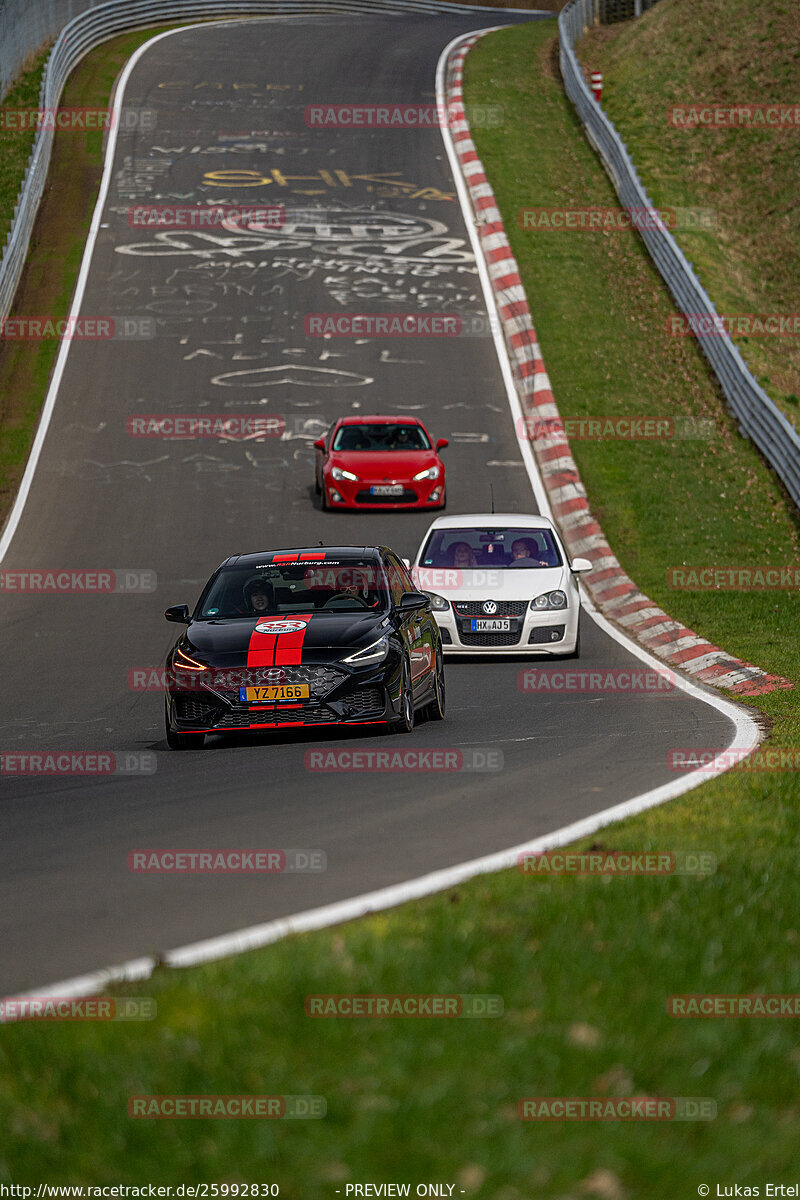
[175,696,226,724]
[458,630,523,647]
[528,625,565,644]
[203,665,346,695]
[453,600,529,616]
[354,489,418,504]
[338,687,385,719]
[222,703,340,727]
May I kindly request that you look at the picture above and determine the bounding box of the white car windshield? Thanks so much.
[419,527,562,569]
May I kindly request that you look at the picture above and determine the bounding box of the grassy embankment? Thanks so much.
[1,11,799,1195]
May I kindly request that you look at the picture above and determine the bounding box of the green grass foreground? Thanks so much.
[1,14,800,1195]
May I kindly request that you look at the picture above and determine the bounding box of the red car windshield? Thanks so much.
[332,424,431,452]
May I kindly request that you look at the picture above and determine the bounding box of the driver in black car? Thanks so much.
[332,568,380,608]
[243,577,275,614]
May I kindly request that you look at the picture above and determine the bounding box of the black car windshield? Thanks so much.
[196,560,391,619]
[332,423,431,452]
[419,527,563,569]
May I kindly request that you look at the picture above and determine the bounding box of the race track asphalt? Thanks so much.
[0,11,735,994]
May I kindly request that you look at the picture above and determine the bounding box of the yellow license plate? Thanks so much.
[240,684,310,703]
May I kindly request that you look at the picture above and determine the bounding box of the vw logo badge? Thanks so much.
[482,600,498,615]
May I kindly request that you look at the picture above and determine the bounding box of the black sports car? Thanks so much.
[163,545,445,749]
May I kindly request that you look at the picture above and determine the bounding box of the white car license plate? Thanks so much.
[370,485,404,496]
[471,618,511,632]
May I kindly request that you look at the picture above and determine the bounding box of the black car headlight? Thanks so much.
[172,647,209,671]
[530,590,567,611]
[342,636,390,666]
[422,591,450,612]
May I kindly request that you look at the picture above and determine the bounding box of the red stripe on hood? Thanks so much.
[273,613,313,666]
[245,614,314,671]
[246,630,278,669]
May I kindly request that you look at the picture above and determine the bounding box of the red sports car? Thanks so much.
[314,416,448,510]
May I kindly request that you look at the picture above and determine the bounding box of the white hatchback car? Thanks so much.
[410,513,592,656]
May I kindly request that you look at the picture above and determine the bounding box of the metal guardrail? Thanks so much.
[558,0,800,510]
[0,0,529,325]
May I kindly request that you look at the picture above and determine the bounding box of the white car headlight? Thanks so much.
[412,466,439,481]
[342,636,390,665]
[422,591,450,611]
[531,590,567,611]
[331,466,359,482]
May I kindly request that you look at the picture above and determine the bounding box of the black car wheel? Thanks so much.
[165,702,205,751]
[424,646,446,721]
[392,658,415,734]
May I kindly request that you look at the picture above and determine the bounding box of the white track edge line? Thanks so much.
[0,23,763,1015]
[0,26,192,563]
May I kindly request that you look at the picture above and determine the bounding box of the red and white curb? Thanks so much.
[445,34,791,698]
[0,20,765,1012]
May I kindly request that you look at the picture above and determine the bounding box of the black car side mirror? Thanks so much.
[165,604,191,623]
[398,591,429,613]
